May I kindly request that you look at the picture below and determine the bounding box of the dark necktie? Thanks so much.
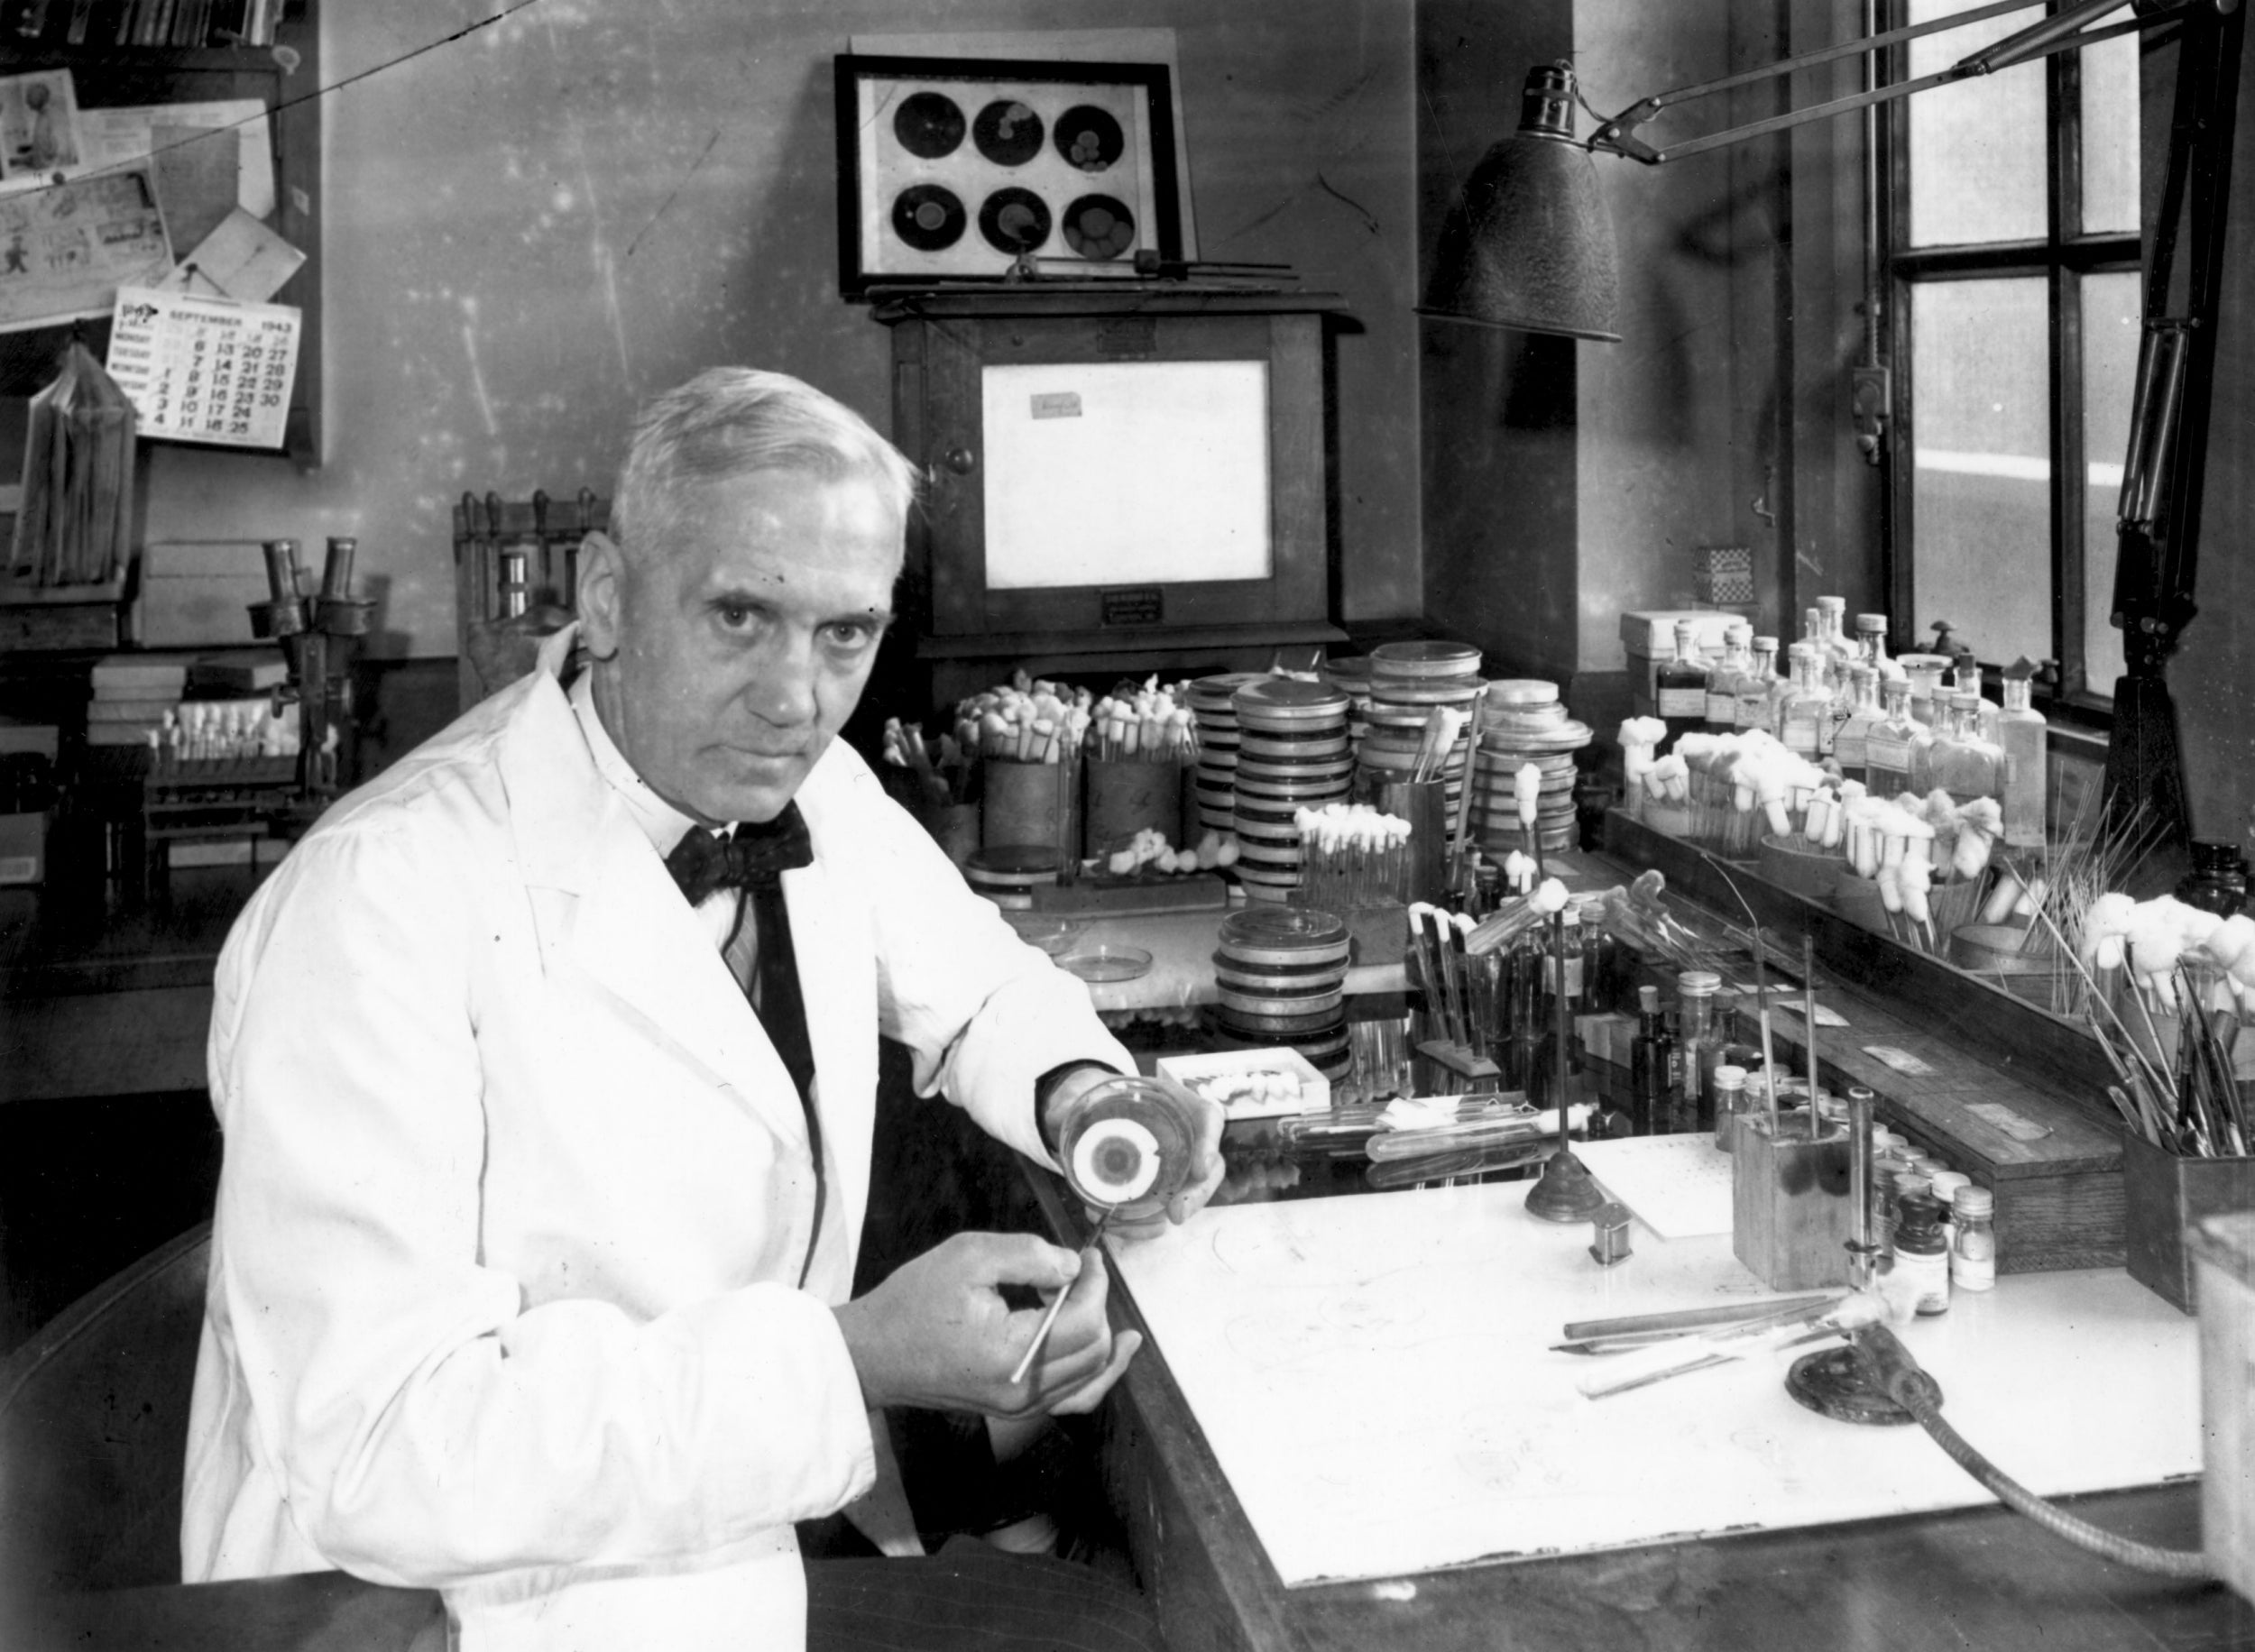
[664,804,825,1283]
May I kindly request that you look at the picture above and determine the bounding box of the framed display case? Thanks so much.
[873,287,1348,703]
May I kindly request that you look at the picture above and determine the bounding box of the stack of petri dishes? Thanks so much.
[1355,640,1483,822]
[962,845,1064,910]
[1317,656,1374,753]
[1229,676,1354,904]
[1187,672,1263,836]
[1210,905,1354,1083]
[1469,678,1590,858]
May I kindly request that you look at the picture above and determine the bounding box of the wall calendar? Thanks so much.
[105,283,299,449]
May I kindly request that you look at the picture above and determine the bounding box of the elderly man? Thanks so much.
[183,368,1221,1650]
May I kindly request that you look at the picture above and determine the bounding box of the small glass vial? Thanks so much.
[1927,1169,1971,1249]
[1653,620,1711,754]
[1872,1152,1910,1260]
[1998,674,2048,849]
[1889,1192,1952,1317]
[1672,970,1722,1134]
[1712,1063,1749,1152]
[1950,1184,1997,1290]
[1629,984,1671,1137]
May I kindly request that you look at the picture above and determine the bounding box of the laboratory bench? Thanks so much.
[6,829,2252,1649]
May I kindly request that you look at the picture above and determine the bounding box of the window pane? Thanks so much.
[2081,271,2139,693]
[1910,278,2051,665]
[1908,0,2048,246]
[2080,32,2140,234]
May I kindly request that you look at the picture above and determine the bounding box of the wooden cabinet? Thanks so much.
[0,0,321,465]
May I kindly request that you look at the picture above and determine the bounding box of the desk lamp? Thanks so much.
[1422,0,2240,848]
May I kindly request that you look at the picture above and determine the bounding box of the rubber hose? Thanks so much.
[1901,1387,2214,1580]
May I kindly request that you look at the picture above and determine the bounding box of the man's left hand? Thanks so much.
[1042,1068,1226,1243]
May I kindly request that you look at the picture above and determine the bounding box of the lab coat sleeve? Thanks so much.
[204,817,874,1590]
[840,763,1134,1167]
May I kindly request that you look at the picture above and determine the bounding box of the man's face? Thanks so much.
[581,467,899,825]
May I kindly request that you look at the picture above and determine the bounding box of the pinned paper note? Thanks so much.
[164,208,305,303]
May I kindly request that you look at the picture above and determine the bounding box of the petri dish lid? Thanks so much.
[1055,943,1155,983]
[966,845,1064,878]
[1485,678,1560,708]
[1370,639,1484,677]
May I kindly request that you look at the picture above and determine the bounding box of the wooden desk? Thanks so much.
[1026,1171,2255,1652]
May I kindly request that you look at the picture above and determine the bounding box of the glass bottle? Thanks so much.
[1925,693,2003,803]
[1652,619,1710,755]
[1671,970,1721,1134]
[1855,612,1901,680]
[1998,675,2047,849]
[1891,1192,1952,1316]
[1949,1184,1997,1291]
[1776,644,1833,763]
[1956,663,2002,746]
[1864,677,1919,800]
[1629,983,1671,1137]
[1705,623,1753,732]
[1832,664,1883,789]
[1733,637,1782,732]
[1900,653,1951,726]
[1815,596,1858,693]
[1712,1062,1748,1152]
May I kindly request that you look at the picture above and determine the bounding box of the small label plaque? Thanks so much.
[1100,586,1164,627]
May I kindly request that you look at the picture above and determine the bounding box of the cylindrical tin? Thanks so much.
[983,757,1080,861]
[1085,758,1185,859]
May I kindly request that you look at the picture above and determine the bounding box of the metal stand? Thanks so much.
[1525,910,1607,1223]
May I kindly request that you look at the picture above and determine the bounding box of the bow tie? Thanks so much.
[663,803,813,906]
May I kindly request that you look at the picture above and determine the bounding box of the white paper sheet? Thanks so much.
[1574,1133,1737,1237]
[1109,1186,2201,1587]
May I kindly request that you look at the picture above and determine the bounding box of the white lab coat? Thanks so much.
[181,629,1132,1651]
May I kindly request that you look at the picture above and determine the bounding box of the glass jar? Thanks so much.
[2177,840,2250,919]
[1053,1075,1199,1220]
[1950,1184,1997,1290]
[1889,1192,1952,1317]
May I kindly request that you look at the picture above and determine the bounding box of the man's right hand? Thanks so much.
[833,1231,1139,1421]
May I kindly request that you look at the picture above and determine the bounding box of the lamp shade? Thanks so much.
[1421,62,1621,343]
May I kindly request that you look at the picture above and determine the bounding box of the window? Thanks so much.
[1884,0,2141,711]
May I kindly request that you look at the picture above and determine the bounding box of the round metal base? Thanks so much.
[1785,1345,1933,1426]
[1523,1147,1610,1223]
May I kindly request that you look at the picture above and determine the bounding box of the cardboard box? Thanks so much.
[134,541,270,647]
[1617,609,1744,658]
[1156,1047,1329,1121]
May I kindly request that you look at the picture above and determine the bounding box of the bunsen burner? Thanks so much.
[1230,678,1353,904]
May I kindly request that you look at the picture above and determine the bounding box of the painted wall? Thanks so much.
[1417,1,1777,687]
[138,1,1422,660]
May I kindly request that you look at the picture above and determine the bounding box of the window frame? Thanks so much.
[1878,2,2137,725]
